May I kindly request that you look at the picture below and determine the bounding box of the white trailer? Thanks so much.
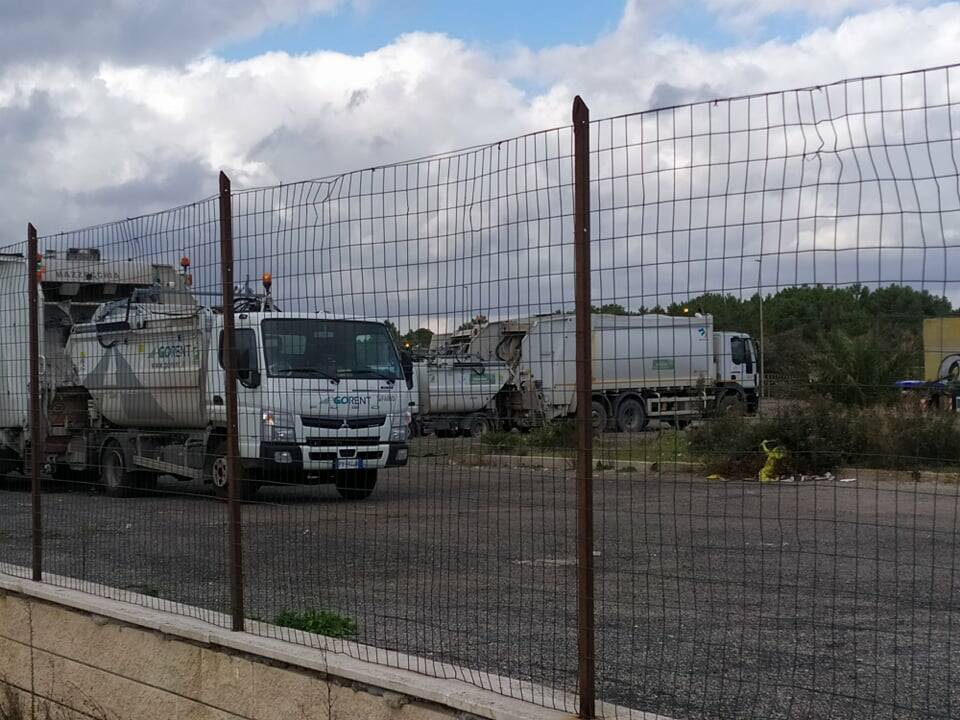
[0,250,411,499]
[512,313,757,431]
[422,312,759,432]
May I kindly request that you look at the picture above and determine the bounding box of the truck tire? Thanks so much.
[718,392,746,416]
[616,397,648,433]
[466,416,491,438]
[100,441,138,498]
[335,469,378,500]
[206,441,259,501]
[591,400,609,433]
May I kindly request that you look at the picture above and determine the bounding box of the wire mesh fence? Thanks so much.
[1,62,959,720]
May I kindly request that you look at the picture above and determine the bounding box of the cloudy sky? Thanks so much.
[2,0,958,235]
[3,1,960,327]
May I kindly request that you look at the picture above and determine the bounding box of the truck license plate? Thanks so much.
[335,458,363,470]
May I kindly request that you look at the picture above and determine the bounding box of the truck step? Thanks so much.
[132,455,202,481]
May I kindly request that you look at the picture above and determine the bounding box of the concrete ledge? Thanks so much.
[0,567,656,720]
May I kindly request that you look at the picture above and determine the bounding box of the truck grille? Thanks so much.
[309,450,383,461]
[305,436,381,447]
[301,415,386,430]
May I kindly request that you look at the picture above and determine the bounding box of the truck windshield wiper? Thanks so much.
[346,367,397,382]
[284,367,339,382]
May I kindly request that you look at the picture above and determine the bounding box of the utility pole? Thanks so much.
[754,257,765,400]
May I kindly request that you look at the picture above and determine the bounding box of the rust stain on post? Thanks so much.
[27,224,42,582]
[572,95,595,719]
[218,171,245,631]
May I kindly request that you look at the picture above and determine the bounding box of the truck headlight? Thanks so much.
[389,413,411,442]
[261,409,297,443]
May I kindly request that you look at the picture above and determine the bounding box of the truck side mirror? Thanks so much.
[235,349,261,388]
[400,350,414,390]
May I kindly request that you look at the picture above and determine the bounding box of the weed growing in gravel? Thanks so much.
[480,430,527,455]
[275,609,358,638]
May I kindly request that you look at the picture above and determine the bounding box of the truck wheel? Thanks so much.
[206,442,260,501]
[466,417,491,437]
[718,392,746,416]
[591,400,609,433]
[616,397,648,433]
[335,470,378,500]
[100,441,136,498]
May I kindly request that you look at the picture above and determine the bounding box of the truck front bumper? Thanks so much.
[257,441,409,475]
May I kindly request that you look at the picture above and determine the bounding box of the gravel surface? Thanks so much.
[1,459,958,720]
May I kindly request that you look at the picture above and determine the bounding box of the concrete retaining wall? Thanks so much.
[0,572,585,720]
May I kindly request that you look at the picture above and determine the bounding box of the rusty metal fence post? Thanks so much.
[218,171,245,631]
[27,223,42,583]
[572,96,595,719]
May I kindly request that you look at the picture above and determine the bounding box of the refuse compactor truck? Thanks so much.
[421,312,759,432]
[411,358,512,437]
[0,249,410,499]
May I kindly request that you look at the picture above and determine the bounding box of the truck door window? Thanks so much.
[731,336,746,365]
[219,329,259,374]
[731,336,754,374]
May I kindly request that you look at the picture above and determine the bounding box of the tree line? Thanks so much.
[606,284,955,404]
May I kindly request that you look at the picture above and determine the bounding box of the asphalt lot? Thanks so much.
[1,452,958,720]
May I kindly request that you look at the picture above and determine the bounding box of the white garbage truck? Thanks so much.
[0,249,410,499]
[419,312,759,433]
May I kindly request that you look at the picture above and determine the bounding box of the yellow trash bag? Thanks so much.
[759,440,784,484]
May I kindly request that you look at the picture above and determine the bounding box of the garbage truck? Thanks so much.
[0,249,410,499]
[418,312,759,433]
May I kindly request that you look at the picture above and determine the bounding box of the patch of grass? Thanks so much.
[480,424,694,467]
[274,609,358,639]
[595,430,693,465]
[481,430,528,455]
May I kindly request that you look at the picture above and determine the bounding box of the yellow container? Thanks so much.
[923,317,960,381]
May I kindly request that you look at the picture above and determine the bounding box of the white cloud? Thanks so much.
[2,2,960,318]
[701,0,928,29]
[0,0,351,67]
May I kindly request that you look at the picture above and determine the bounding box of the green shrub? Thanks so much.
[688,411,767,476]
[274,609,358,638]
[480,430,527,455]
[526,420,577,450]
[691,400,960,477]
[848,405,960,469]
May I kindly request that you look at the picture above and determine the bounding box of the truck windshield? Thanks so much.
[261,319,402,381]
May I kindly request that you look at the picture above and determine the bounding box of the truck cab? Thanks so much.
[714,331,760,413]
[213,313,411,488]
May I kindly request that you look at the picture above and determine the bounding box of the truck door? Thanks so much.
[729,335,756,388]
[218,328,262,459]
